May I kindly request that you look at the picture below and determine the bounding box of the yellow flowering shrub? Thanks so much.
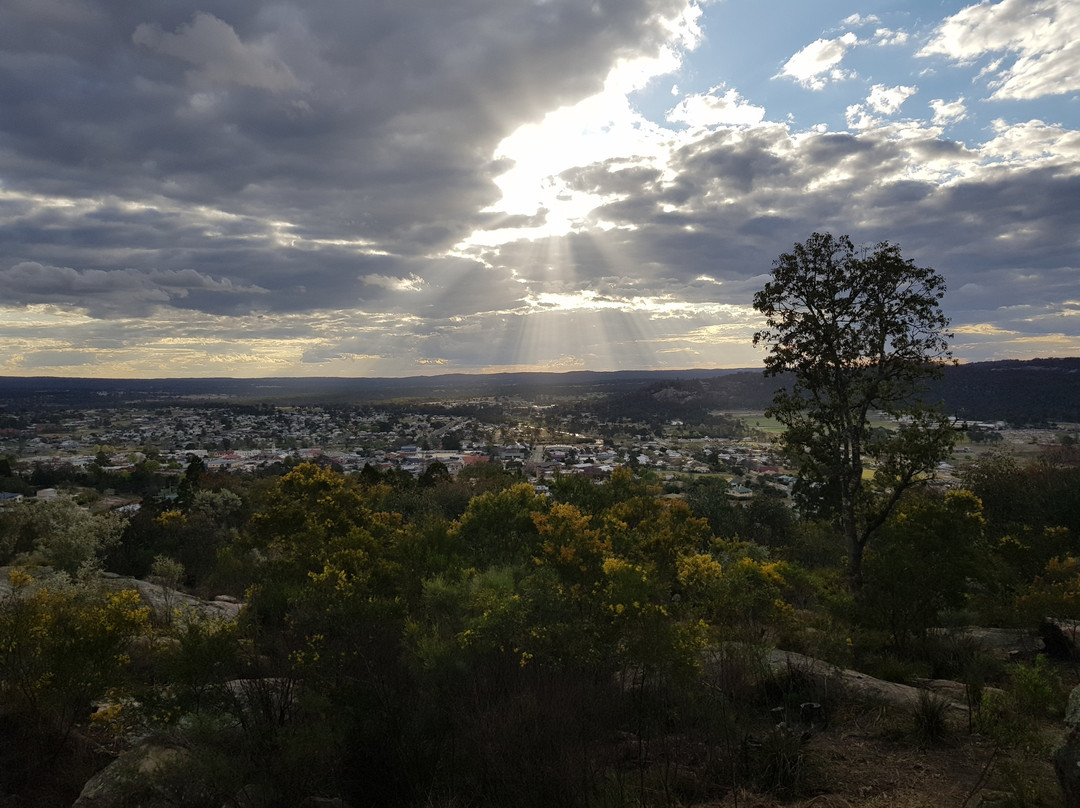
[0,572,149,734]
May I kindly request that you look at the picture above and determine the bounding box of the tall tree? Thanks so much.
[753,232,955,590]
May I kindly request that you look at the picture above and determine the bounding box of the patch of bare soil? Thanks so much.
[696,701,1063,808]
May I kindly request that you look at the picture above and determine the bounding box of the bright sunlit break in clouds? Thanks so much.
[0,0,1077,378]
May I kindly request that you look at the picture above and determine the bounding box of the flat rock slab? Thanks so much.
[767,649,970,711]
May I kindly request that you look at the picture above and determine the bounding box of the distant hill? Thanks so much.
[1,358,1078,423]
[0,368,750,410]
[928,357,1080,424]
[587,358,1080,426]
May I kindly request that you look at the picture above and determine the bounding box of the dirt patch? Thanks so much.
[695,700,1062,808]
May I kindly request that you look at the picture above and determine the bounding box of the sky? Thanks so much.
[0,0,1077,379]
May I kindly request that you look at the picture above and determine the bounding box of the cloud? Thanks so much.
[362,274,427,292]
[666,86,766,128]
[133,12,302,91]
[776,32,858,89]
[866,84,917,114]
[0,262,268,318]
[872,28,909,46]
[18,350,102,369]
[919,0,1080,100]
[0,1,1077,376]
[930,97,968,125]
[845,84,917,129]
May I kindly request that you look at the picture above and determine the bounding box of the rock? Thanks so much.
[766,649,968,712]
[1042,619,1077,660]
[72,742,191,808]
[0,566,243,623]
[915,677,1005,705]
[939,626,1043,661]
[107,576,243,623]
[1055,684,1080,807]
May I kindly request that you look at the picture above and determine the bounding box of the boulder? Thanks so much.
[72,742,191,808]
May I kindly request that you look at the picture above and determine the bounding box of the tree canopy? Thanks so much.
[753,232,955,590]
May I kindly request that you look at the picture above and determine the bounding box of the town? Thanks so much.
[0,395,800,507]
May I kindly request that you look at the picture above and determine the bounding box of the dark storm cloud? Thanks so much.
[0,262,267,318]
[0,0,688,318]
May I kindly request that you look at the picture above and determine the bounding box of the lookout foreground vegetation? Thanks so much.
[3,450,1080,807]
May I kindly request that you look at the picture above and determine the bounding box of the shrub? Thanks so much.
[910,690,952,746]
[1009,654,1065,719]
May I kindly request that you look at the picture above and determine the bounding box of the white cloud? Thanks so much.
[459,29,696,244]
[867,84,917,114]
[873,28,909,46]
[919,0,1080,100]
[982,118,1080,164]
[843,14,880,26]
[134,12,301,91]
[667,86,766,128]
[930,97,967,125]
[777,32,858,90]
[845,84,916,129]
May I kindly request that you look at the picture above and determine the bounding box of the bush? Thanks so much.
[744,724,819,797]
[1009,654,1065,719]
[910,690,952,746]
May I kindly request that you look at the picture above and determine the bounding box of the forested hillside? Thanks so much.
[602,358,1080,426]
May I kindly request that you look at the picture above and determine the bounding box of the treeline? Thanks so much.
[3,451,1080,806]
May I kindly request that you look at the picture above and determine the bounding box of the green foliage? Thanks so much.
[449,482,549,568]
[966,452,1080,539]
[1008,654,1065,719]
[753,232,954,590]
[860,490,986,648]
[149,553,184,590]
[190,487,244,527]
[0,569,149,746]
[2,499,127,576]
[21,451,1071,806]
[156,608,240,717]
[684,476,740,539]
[242,462,405,624]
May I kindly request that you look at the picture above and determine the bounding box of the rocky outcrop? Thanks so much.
[102,574,243,622]
[72,741,192,808]
[0,566,243,623]
[766,649,973,712]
